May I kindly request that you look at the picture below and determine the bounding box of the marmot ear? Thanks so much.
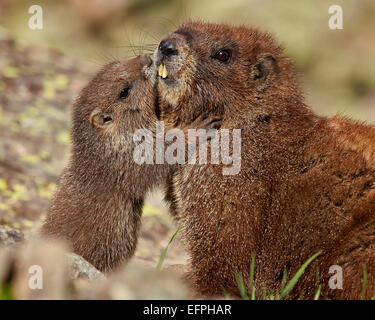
[89,108,113,128]
[252,54,277,92]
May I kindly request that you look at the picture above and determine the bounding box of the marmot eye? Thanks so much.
[119,86,130,99]
[213,49,231,63]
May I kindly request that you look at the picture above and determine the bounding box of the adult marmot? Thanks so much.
[151,21,375,299]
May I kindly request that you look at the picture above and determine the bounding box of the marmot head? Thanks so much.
[71,55,156,162]
[151,21,302,127]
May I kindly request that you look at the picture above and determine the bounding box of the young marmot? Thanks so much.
[41,54,214,273]
[151,22,375,299]
[41,56,171,272]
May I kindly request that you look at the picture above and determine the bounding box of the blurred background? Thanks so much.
[0,0,374,269]
[1,0,375,118]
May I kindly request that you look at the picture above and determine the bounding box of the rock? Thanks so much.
[12,238,70,299]
[0,225,103,299]
[77,261,191,300]
[67,253,103,281]
[0,225,24,247]
[0,225,192,299]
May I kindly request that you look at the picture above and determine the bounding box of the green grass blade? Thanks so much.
[235,271,249,300]
[314,285,321,300]
[251,286,256,300]
[314,268,321,300]
[279,251,322,299]
[221,286,231,300]
[0,283,13,300]
[280,268,288,292]
[361,265,367,300]
[315,267,320,287]
[249,252,256,300]
[156,225,182,270]
[262,285,267,300]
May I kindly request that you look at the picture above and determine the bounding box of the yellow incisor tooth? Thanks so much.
[158,64,163,77]
[162,65,168,79]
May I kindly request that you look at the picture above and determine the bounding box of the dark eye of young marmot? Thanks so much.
[212,49,231,63]
[119,86,131,99]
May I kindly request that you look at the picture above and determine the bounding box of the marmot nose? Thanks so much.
[158,40,178,57]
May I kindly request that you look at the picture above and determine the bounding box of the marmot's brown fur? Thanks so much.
[42,56,171,272]
[151,21,375,299]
